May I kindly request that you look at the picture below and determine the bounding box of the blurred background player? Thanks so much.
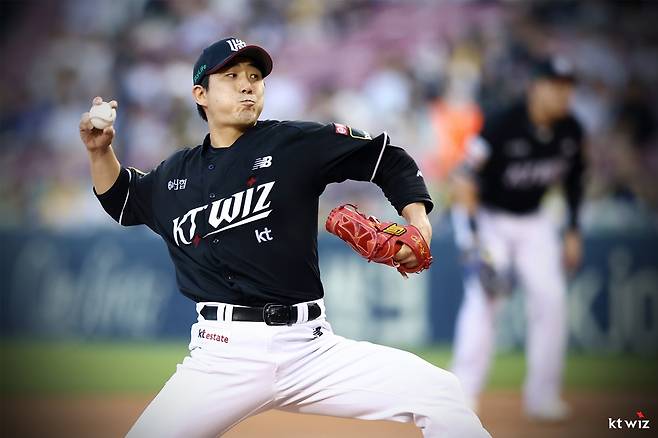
[449,57,585,420]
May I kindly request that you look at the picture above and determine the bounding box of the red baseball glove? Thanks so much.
[325,204,432,278]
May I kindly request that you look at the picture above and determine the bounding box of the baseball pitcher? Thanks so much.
[79,37,490,437]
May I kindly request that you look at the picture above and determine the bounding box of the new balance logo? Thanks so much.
[252,156,272,170]
[312,327,323,338]
[227,39,246,52]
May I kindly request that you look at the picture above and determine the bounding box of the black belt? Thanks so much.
[200,303,322,326]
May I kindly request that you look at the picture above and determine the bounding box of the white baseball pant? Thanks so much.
[127,299,490,437]
[451,207,568,411]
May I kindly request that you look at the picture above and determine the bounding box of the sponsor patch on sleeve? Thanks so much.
[334,123,349,136]
[333,123,372,140]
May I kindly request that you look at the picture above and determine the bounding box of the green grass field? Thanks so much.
[1,341,657,395]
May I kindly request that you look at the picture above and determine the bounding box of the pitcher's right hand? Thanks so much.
[79,97,117,154]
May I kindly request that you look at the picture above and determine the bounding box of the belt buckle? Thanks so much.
[263,303,293,326]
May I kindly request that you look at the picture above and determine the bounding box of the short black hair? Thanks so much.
[196,75,209,121]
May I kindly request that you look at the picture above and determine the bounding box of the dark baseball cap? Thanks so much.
[531,56,577,83]
[193,37,273,86]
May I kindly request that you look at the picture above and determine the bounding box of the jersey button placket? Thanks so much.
[207,163,216,201]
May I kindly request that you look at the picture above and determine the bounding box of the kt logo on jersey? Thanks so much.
[172,181,275,246]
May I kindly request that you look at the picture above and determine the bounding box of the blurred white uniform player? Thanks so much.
[450,58,585,420]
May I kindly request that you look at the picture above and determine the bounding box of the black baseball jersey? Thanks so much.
[467,101,584,228]
[96,120,432,306]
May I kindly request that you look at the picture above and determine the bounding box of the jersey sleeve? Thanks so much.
[458,109,506,176]
[94,165,159,231]
[460,135,492,174]
[476,111,506,163]
[564,121,585,230]
[301,122,432,215]
[307,122,391,185]
[372,145,434,215]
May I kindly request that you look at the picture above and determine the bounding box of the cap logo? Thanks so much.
[227,38,246,52]
[194,64,207,83]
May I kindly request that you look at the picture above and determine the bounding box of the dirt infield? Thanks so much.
[2,390,655,437]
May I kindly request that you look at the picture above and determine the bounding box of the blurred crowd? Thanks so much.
[1,0,656,230]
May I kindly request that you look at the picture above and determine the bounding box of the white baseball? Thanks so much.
[89,101,116,129]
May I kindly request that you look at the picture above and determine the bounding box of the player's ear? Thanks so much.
[192,85,207,106]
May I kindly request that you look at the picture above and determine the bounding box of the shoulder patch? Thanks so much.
[333,123,371,140]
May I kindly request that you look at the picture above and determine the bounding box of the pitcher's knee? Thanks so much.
[452,420,492,438]
[425,366,464,398]
[415,366,469,412]
[415,402,490,438]
[407,367,490,437]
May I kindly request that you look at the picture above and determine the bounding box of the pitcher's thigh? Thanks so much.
[127,357,272,438]
[277,338,489,437]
